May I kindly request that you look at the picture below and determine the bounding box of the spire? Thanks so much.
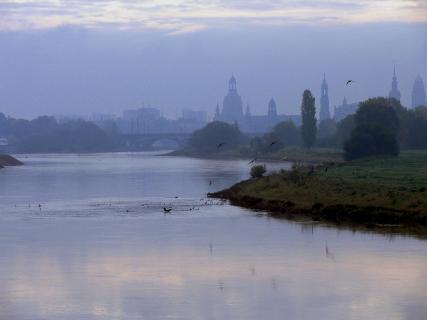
[320,73,330,121]
[389,66,401,101]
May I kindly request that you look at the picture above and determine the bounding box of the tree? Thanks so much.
[301,90,317,148]
[356,97,400,134]
[406,106,427,149]
[188,121,246,154]
[343,124,399,160]
[270,121,300,147]
[343,97,400,160]
[336,115,355,146]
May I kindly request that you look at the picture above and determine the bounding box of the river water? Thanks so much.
[0,152,426,320]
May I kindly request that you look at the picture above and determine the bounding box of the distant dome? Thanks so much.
[221,75,243,123]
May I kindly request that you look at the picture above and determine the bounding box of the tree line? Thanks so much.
[187,91,427,160]
[0,113,120,153]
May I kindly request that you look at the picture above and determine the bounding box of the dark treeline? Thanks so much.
[0,113,120,153]
[187,93,427,161]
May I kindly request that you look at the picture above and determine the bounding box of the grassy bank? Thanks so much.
[209,151,427,232]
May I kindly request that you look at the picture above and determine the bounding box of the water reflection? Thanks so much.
[0,153,426,320]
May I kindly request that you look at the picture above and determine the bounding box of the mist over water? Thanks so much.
[0,152,426,320]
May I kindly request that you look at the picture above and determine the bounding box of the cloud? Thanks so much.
[0,0,426,33]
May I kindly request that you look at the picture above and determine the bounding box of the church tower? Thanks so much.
[389,66,401,101]
[319,73,330,121]
[411,75,426,108]
[221,75,244,124]
[268,98,278,118]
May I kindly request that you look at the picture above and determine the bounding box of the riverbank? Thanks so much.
[209,151,427,233]
[168,147,344,164]
[0,154,23,168]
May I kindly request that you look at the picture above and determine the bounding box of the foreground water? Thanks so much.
[0,152,426,320]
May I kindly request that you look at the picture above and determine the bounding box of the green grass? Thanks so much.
[269,147,343,163]
[316,151,427,190]
[210,151,427,228]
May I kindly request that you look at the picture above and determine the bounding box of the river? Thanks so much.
[0,152,426,320]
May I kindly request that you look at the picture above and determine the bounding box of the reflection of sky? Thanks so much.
[1,213,427,320]
[0,153,426,319]
[0,0,426,32]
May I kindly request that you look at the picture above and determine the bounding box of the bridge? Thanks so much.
[122,133,192,150]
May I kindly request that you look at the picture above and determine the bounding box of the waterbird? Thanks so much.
[346,80,354,86]
[163,207,172,213]
[248,158,257,165]
[217,142,226,149]
[209,180,213,186]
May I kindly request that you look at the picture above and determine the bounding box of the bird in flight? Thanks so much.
[248,158,257,165]
[269,141,278,147]
[346,80,354,86]
[217,142,226,149]
[163,207,172,213]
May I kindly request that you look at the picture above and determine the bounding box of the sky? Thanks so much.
[0,0,426,119]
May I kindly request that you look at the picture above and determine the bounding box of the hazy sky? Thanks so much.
[0,0,426,119]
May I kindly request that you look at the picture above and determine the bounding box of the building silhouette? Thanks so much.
[411,75,426,108]
[334,97,358,122]
[219,75,244,123]
[319,73,331,121]
[214,75,300,132]
[389,66,401,101]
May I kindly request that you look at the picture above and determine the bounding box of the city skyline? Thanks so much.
[0,2,426,119]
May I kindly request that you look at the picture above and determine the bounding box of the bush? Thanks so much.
[343,124,399,160]
[250,165,266,178]
[343,97,400,160]
[188,121,247,154]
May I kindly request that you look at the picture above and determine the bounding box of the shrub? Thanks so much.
[250,165,266,178]
[343,124,399,160]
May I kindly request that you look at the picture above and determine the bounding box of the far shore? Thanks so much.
[167,147,344,164]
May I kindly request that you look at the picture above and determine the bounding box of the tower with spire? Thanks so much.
[389,66,401,101]
[411,75,426,108]
[319,73,330,121]
[268,98,278,118]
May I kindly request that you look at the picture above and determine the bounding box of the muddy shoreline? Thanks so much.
[208,179,427,236]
